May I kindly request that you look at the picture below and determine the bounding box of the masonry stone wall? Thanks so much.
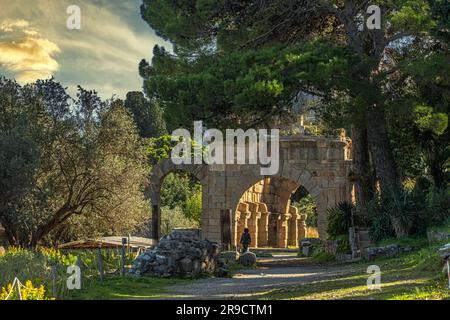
[147,135,352,247]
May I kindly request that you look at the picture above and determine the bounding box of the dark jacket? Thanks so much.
[240,232,251,245]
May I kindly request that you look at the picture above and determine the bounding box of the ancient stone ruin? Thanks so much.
[130,229,220,277]
[147,135,352,249]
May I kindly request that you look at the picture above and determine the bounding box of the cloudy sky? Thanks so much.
[0,0,172,99]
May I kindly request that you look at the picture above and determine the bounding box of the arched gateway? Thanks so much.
[147,134,352,248]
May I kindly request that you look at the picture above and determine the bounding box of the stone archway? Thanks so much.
[233,176,310,249]
[146,159,206,241]
[147,135,352,244]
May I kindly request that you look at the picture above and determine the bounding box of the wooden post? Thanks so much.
[121,237,127,276]
[127,234,131,255]
[220,209,232,251]
[51,265,57,298]
[97,249,104,281]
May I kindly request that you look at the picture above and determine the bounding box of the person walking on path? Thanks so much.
[240,228,251,253]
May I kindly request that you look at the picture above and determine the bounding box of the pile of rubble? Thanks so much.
[130,229,221,277]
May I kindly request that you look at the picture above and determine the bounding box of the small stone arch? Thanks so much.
[147,159,206,240]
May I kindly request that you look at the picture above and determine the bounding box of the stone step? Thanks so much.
[358,233,371,241]
[359,240,372,249]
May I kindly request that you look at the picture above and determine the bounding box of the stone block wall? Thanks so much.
[148,135,352,247]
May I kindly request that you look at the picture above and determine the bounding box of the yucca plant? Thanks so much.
[326,201,355,237]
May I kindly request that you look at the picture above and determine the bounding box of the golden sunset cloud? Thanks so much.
[0,20,60,83]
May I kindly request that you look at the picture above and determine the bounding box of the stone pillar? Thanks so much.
[235,202,250,247]
[298,213,307,240]
[277,214,291,248]
[246,201,261,248]
[288,206,300,247]
[234,211,241,248]
[257,203,269,247]
[267,213,278,247]
[247,212,261,248]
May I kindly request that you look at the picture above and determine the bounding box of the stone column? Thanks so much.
[288,206,300,247]
[277,213,291,248]
[246,202,261,248]
[298,213,308,240]
[235,202,250,247]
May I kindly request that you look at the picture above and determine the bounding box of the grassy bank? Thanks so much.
[259,243,449,300]
[67,276,188,300]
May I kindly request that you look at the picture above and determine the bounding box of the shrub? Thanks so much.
[362,197,395,242]
[425,186,450,226]
[387,190,424,238]
[160,206,200,236]
[312,246,335,262]
[0,248,48,288]
[183,190,202,222]
[326,201,355,237]
[293,195,317,227]
[333,234,352,254]
[0,280,53,300]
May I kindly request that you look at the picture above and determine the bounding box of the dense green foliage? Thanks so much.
[139,0,449,241]
[292,195,317,228]
[124,91,167,138]
[326,202,355,238]
[0,78,150,247]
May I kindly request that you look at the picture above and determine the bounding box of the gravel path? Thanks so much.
[166,256,360,299]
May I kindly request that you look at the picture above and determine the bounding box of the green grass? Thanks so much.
[375,236,429,248]
[258,243,450,300]
[429,217,450,233]
[67,276,189,300]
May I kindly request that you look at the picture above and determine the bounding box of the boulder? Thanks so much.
[428,230,450,243]
[130,229,220,277]
[238,252,257,267]
[219,251,240,264]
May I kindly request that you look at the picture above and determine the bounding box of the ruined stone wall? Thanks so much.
[149,135,352,247]
[233,177,308,248]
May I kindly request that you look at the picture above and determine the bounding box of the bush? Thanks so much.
[333,234,352,254]
[386,190,425,238]
[425,186,450,226]
[0,280,52,300]
[312,246,336,262]
[0,248,49,288]
[326,201,355,237]
[293,195,317,227]
[160,206,200,236]
[183,190,202,222]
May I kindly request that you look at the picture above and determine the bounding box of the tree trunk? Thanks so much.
[30,207,72,248]
[366,103,400,199]
[351,127,375,206]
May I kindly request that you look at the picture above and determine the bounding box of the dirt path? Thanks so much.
[166,256,361,299]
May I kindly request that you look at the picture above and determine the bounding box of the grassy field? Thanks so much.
[67,276,189,300]
[258,244,449,300]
